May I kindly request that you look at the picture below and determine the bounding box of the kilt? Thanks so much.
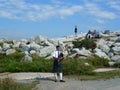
[53,60,62,73]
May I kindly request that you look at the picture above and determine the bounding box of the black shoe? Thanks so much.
[54,79,58,82]
[60,80,65,82]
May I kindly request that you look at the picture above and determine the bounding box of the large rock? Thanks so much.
[108,52,114,58]
[30,50,37,54]
[34,35,52,46]
[112,46,120,55]
[94,48,110,60]
[63,50,69,57]
[72,48,92,57]
[19,42,30,52]
[72,48,81,54]
[116,37,120,42]
[35,35,47,43]
[6,49,16,55]
[66,43,74,49]
[79,48,92,57]
[22,55,32,62]
[68,53,77,59]
[29,42,42,52]
[52,40,65,46]
[106,41,114,47]
[100,44,110,54]
[96,39,106,47]
[111,55,120,63]
[109,37,118,42]
[20,39,28,44]
[114,43,120,47]
[39,45,56,57]
[12,41,21,48]
[3,43,11,51]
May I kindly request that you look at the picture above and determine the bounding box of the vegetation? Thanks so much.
[0,78,38,90]
[0,53,110,75]
[0,40,13,47]
[69,70,120,80]
[0,52,120,81]
[0,53,52,72]
[72,39,96,50]
[113,63,120,68]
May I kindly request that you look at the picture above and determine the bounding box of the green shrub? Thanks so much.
[0,40,13,47]
[72,39,96,50]
[0,42,3,47]
[62,58,95,75]
[0,78,38,90]
[0,52,109,75]
[113,63,120,68]
[86,56,109,68]
[7,52,25,61]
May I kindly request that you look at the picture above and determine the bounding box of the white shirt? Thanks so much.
[52,50,61,58]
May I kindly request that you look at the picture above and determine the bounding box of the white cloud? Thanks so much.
[85,3,117,19]
[0,0,118,21]
[51,0,64,4]
[96,19,105,24]
[0,0,84,21]
[108,1,120,11]
[58,5,83,16]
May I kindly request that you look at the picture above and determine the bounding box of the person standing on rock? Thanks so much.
[52,45,65,82]
[74,25,78,37]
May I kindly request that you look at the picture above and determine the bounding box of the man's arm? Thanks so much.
[58,53,64,62]
[53,57,59,60]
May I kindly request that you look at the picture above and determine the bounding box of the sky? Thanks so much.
[0,0,120,39]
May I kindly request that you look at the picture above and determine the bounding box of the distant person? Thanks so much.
[92,29,99,38]
[52,45,65,82]
[74,25,78,37]
[86,30,93,39]
[92,29,97,35]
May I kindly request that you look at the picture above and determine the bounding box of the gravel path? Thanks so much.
[0,69,120,90]
[33,77,120,90]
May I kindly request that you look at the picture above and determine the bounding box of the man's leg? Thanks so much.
[59,63,65,82]
[53,60,58,82]
[54,73,58,82]
[59,72,63,80]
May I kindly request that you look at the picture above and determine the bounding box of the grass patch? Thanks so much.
[0,78,38,90]
[72,39,96,50]
[0,40,13,47]
[62,58,95,75]
[67,70,120,80]
[0,52,117,77]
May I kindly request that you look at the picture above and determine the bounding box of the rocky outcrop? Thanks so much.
[3,43,11,51]
[112,46,120,55]
[39,45,55,57]
[22,55,32,62]
[111,55,120,63]
[94,48,110,60]
[0,32,120,64]
[6,49,16,55]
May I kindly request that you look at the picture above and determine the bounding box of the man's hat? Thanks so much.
[56,45,60,48]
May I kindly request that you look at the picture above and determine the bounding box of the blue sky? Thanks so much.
[0,0,120,39]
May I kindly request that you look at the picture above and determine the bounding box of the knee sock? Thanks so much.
[54,73,58,80]
[60,73,63,80]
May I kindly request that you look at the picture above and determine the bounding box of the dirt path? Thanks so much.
[33,77,120,90]
[0,70,120,90]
